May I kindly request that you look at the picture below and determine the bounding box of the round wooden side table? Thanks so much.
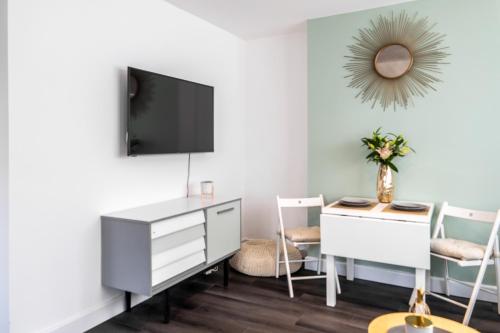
[368,312,479,333]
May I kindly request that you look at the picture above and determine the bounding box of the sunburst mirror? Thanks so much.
[344,11,450,111]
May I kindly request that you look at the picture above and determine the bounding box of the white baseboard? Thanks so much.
[38,293,149,333]
[305,256,498,303]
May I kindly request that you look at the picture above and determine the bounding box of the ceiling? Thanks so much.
[165,0,415,40]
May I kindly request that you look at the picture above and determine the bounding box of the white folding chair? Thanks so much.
[275,195,341,298]
[427,202,500,326]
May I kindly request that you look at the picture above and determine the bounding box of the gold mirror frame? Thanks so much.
[344,11,450,111]
[374,44,413,79]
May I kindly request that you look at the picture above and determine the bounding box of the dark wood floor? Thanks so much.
[88,266,500,332]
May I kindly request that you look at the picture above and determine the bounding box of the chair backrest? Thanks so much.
[432,202,500,258]
[276,195,324,232]
[277,195,324,209]
[432,202,499,239]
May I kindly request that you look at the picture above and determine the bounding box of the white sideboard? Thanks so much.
[101,195,241,322]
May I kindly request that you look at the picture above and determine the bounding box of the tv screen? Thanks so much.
[127,67,214,155]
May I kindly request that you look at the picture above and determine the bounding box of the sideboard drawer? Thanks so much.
[151,210,205,239]
[152,237,206,270]
[206,201,241,264]
[152,224,205,255]
[152,250,206,286]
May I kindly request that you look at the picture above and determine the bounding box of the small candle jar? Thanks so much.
[200,181,214,199]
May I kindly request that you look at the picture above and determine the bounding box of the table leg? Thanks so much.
[125,291,131,312]
[426,269,431,298]
[346,258,355,281]
[409,288,416,306]
[163,289,170,324]
[326,255,337,307]
[223,258,229,287]
[410,268,426,306]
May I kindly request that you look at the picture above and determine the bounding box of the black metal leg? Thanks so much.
[125,291,131,312]
[223,258,229,287]
[163,289,170,324]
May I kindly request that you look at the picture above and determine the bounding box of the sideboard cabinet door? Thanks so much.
[206,200,241,264]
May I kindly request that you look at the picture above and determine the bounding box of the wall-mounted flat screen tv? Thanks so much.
[127,67,214,155]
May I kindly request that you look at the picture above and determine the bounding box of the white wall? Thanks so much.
[243,32,308,239]
[7,0,245,332]
[0,0,9,331]
[6,1,309,330]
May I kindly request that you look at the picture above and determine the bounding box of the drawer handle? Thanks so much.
[217,207,235,215]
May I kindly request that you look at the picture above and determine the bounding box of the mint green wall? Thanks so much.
[308,0,500,284]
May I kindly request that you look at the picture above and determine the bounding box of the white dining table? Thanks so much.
[320,198,434,307]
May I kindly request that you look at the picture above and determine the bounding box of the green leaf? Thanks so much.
[387,161,399,173]
[366,152,376,160]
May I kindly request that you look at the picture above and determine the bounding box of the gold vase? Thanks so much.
[377,164,394,203]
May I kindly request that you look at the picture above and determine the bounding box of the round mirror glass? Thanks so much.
[374,44,413,79]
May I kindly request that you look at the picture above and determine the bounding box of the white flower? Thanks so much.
[399,146,411,156]
[376,146,392,160]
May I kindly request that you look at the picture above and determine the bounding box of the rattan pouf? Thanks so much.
[229,239,302,277]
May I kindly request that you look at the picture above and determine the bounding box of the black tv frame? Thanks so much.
[126,67,214,156]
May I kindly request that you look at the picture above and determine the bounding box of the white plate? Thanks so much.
[339,198,371,207]
[391,202,427,211]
